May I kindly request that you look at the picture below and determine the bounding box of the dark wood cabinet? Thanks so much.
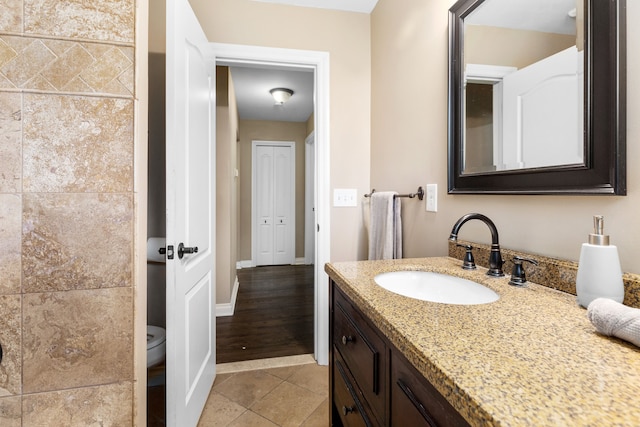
[330,280,470,427]
[391,350,469,426]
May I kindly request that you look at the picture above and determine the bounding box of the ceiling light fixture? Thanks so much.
[270,88,294,105]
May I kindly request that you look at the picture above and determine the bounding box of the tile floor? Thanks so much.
[197,355,329,427]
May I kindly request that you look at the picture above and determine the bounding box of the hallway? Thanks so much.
[216,265,315,363]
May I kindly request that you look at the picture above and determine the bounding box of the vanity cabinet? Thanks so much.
[330,281,470,427]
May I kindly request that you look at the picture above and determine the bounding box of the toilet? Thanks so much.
[147,325,166,368]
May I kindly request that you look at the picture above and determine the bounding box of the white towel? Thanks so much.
[587,298,640,347]
[368,192,402,260]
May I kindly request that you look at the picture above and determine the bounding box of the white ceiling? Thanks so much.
[230,66,314,123]
[466,0,578,35]
[251,0,379,14]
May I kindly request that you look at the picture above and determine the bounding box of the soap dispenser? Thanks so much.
[576,215,624,308]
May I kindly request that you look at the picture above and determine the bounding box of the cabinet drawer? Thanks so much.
[333,349,375,427]
[391,351,470,427]
[333,288,386,423]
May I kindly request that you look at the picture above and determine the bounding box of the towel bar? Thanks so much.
[364,186,424,201]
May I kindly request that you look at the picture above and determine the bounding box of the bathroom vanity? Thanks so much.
[331,282,469,426]
[326,257,640,426]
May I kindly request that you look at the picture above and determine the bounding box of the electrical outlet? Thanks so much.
[426,184,437,212]
[334,188,358,207]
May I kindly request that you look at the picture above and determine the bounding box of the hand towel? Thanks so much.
[368,192,402,260]
[587,298,640,347]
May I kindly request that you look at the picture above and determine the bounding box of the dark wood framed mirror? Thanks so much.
[448,0,626,195]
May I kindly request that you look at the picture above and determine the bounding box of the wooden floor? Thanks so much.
[216,264,315,364]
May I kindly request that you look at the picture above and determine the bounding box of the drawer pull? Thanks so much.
[342,335,354,345]
[342,405,355,416]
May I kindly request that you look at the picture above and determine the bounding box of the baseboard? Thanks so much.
[237,259,309,268]
[216,276,239,317]
[236,260,253,269]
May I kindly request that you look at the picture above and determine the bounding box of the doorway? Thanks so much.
[212,43,330,366]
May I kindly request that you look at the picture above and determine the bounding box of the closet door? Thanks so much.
[273,146,292,265]
[254,142,295,266]
[256,145,275,265]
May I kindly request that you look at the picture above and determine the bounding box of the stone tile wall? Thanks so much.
[0,0,137,424]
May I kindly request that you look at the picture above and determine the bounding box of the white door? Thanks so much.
[253,141,295,266]
[501,46,583,170]
[165,0,216,425]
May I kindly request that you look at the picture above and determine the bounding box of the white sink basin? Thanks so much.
[374,271,499,305]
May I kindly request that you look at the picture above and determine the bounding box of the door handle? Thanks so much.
[178,243,198,259]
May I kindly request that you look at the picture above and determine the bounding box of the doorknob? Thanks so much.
[178,243,198,259]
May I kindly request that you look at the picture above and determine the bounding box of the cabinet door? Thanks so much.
[333,288,386,424]
[333,350,375,427]
[391,351,470,427]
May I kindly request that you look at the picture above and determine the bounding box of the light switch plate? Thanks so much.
[334,188,358,207]
[426,184,437,212]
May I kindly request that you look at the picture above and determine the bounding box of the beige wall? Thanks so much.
[149,0,166,53]
[189,0,372,262]
[238,120,308,262]
[0,0,140,424]
[371,0,640,274]
[306,112,315,137]
[465,25,577,69]
[216,67,240,304]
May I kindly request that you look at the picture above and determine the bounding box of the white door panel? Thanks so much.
[185,273,212,394]
[258,221,273,265]
[166,0,216,425]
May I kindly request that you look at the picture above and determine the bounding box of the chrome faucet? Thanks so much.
[449,213,504,277]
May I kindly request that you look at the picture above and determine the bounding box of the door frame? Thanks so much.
[304,131,315,265]
[251,140,296,266]
[207,42,330,365]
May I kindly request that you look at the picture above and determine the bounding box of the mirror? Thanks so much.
[448,0,626,194]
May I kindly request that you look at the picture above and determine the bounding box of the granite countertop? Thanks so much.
[325,257,640,427]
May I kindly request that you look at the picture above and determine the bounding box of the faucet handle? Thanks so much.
[509,256,538,286]
[457,244,476,270]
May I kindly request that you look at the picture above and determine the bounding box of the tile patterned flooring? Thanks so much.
[197,355,329,427]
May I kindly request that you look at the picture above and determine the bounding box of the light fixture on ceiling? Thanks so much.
[270,88,294,105]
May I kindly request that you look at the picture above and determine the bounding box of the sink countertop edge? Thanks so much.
[325,257,640,427]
